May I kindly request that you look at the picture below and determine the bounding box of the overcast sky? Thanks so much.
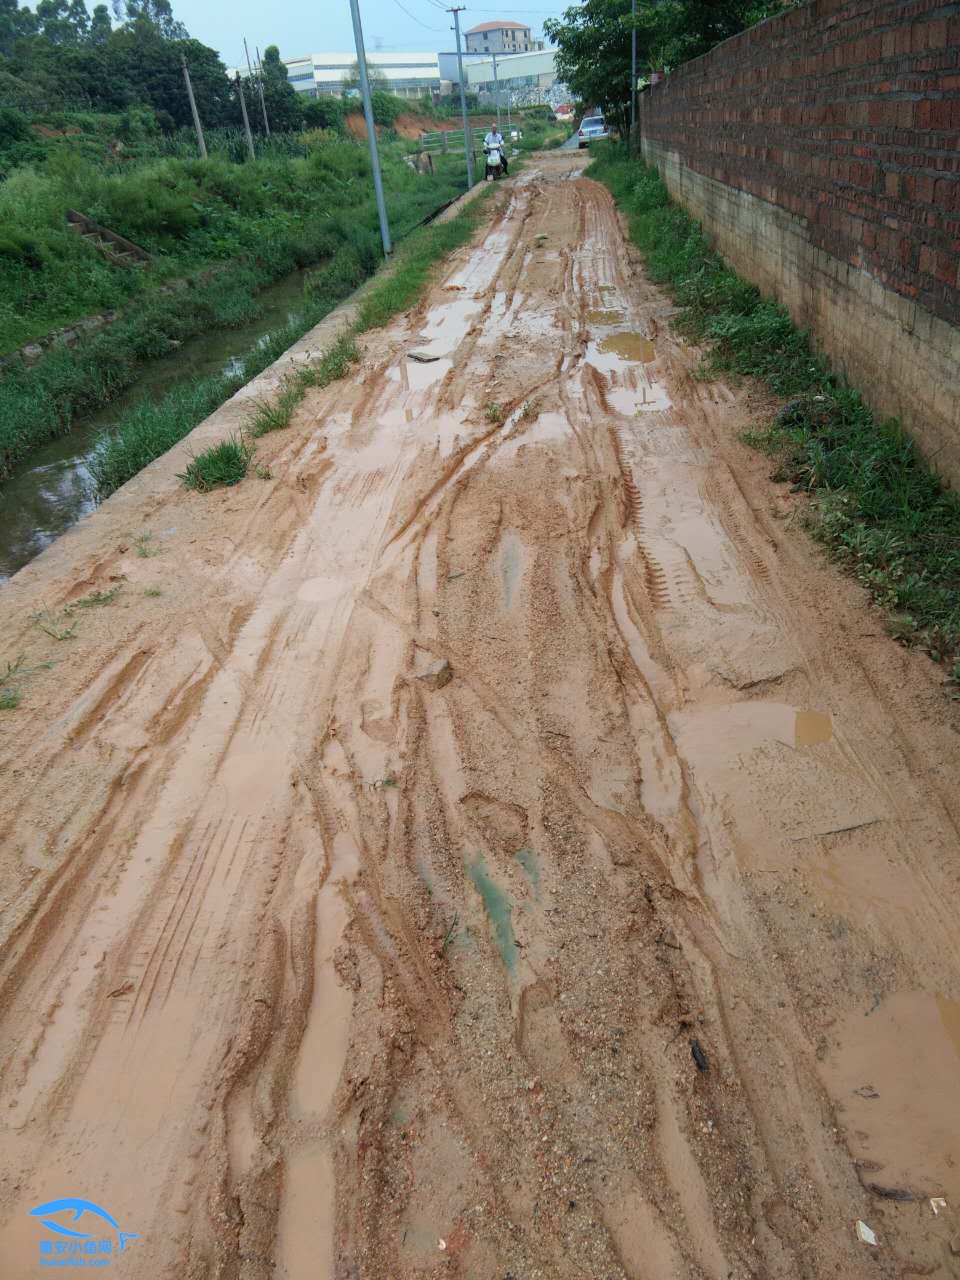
[145,2,566,68]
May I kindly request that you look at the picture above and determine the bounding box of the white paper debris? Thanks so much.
[855,1220,878,1246]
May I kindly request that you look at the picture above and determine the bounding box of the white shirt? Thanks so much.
[484,132,504,148]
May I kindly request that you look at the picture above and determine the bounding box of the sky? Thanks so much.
[92,2,569,68]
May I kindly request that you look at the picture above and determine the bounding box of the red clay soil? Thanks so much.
[346,111,496,140]
[2,152,960,1279]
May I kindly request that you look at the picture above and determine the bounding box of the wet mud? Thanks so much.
[2,151,960,1280]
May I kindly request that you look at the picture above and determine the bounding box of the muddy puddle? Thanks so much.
[821,990,960,1202]
[414,296,481,357]
[0,269,310,585]
[607,382,671,414]
[598,332,656,363]
[586,308,626,325]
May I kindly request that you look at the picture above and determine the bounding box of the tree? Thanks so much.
[111,0,187,40]
[341,58,388,94]
[257,44,301,132]
[89,5,112,44]
[34,0,89,45]
[544,0,634,135]
[545,0,793,136]
[301,95,344,132]
[0,0,37,57]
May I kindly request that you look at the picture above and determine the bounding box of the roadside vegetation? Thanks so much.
[0,136,468,480]
[590,146,960,688]
[0,0,492,483]
[94,186,492,495]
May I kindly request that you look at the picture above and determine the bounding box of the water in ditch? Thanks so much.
[0,269,309,586]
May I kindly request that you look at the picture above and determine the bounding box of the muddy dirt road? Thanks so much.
[3,151,960,1279]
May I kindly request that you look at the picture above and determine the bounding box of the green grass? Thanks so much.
[248,379,304,437]
[298,334,361,388]
[179,436,253,493]
[92,187,488,498]
[246,335,363,439]
[134,532,159,557]
[68,587,119,608]
[0,136,468,480]
[355,197,489,333]
[32,609,78,641]
[0,653,53,710]
[589,146,960,684]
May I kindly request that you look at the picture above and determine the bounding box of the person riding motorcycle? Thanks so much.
[483,127,508,176]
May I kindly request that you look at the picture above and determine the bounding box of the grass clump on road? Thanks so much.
[589,146,960,682]
[179,436,253,493]
[356,197,489,333]
[0,653,53,710]
[248,379,304,437]
[300,335,361,388]
[247,335,363,438]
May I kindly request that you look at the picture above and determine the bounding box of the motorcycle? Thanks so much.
[484,142,505,181]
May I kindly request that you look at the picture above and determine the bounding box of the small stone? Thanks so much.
[417,658,452,690]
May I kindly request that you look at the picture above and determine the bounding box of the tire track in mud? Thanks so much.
[2,153,960,1280]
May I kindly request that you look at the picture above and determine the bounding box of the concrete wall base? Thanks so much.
[642,139,960,488]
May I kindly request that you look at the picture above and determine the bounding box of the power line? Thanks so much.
[389,0,445,30]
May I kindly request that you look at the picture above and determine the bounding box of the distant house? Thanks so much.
[464,21,544,54]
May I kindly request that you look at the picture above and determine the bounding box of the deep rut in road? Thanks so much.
[2,152,960,1280]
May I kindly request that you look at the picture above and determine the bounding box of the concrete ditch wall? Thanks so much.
[639,0,960,483]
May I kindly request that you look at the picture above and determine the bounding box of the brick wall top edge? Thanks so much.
[640,0,960,327]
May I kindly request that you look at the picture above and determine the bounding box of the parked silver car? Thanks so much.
[577,115,610,148]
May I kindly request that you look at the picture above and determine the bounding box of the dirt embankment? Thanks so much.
[2,152,960,1280]
[346,111,497,141]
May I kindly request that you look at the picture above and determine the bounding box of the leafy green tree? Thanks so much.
[545,0,633,134]
[111,0,186,40]
[89,4,112,44]
[301,95,345,133]
[0,0,37,57]
[258,44,301,132]
[545,0,794,135]
[341,58,388,94]
[37,0,91,44]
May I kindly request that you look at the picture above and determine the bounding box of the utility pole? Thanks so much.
[492,50,502,133]
[449,7,474,188]
[630,0,637,150]
[235,72,256,161]
[181,54,207,159]
[255,44,271,138]
[244,38,270,138]
[348,0,392,255]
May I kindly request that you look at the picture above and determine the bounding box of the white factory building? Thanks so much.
[283,52,448,99]
[464,49,559,97]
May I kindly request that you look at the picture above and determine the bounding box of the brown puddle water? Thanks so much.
[586,308,626,326]
[821,990,960,1201]
[794,709,832,747]
[598,332,656,363]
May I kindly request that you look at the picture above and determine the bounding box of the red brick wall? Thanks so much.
[639,0,960,327]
